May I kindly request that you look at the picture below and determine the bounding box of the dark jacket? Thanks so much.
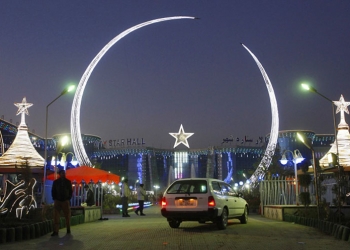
[51,177,73,202]
[86,189,95,206]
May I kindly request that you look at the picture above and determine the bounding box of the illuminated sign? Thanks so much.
[222,136,266,145]
[108,138,145,147]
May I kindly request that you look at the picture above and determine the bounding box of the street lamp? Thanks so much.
[55,135,69,175]
[153,185,160,204]
[301,83,341,221]
[279,149,305,205]
[244,180,251,193]
[297,132,320,220]
[134,179,139,191]
[301,83,339,158]
[42,85,75,204]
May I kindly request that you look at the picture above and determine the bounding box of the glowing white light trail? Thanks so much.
[71,16,196,166]
[241,44,279,186]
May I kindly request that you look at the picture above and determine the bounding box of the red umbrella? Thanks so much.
[46,166,120,184]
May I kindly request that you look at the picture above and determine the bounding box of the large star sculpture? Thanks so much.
[169,124,194,148]
[14,97,33,116]
[14,97,33,126]
[333,94,350,126]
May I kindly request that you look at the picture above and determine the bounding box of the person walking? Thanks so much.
[84,185,95,206]
[135,183,146,216]
[51,169,73,236]
[121,178,131,217]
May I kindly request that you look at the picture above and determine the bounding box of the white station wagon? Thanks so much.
[161,178,249,230]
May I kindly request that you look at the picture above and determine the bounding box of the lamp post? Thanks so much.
[301,83,341,221]
[153,185,160,204]
[134,179,139,191]
[42,85,75,205]
[279,149,305,205]
[301,83,339,158]
[244,180,251,193]
[297,132,320,220]
[57,135,69,171]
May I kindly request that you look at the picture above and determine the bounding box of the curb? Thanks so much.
[0,214,84,244]
[283,215,350,242]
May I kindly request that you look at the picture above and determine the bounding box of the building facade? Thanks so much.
[0,117,333,192]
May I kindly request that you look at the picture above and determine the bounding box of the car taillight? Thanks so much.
[208,196,215,207]
[161,197,167,207]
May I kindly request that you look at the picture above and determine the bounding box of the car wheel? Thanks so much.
[217,207,228,230]
[168,220,181,228]
[239,206,248,224]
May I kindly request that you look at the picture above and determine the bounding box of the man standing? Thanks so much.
[135,183,147,216]
[51,170,73,236]
[121,178,131,217]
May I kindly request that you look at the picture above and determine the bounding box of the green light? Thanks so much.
[60,135,69,146]
[296,132,305,143]
[297,132,313,150]
[60,84,76,95]
[301,83,310,91]
[67,85,75,92]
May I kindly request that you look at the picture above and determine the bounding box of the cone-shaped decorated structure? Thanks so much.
[319,95,350,170]
[0,97,44,172]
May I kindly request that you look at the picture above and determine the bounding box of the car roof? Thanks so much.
[172,178,225,182]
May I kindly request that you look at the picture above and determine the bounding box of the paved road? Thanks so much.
[2,205,349,249]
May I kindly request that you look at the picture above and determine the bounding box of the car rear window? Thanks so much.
[166,180,207,194]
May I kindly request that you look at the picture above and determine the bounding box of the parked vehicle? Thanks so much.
[161,178,249,230]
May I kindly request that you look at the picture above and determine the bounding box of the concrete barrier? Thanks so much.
[0,228,6,243]
[336,226,344,239]
[341,227,350,241]
[6,228,15,243]
[15,227,22,241]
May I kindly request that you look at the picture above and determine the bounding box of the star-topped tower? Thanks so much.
[320,94,350,169]
[333,94,350,130]
[169,124,194,148]
[14,97,33,128]
[0,97,44,169]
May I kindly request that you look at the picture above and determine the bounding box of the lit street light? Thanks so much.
[301,83,339,163]
[301,82,341,221]
[153,185,160,204]
[297,132,320,220]
[55,135,69,179]
[134,179,139,191]
[279,149,305,205]
[42,85,75,204]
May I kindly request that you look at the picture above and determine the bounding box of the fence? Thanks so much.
[259,176,338,206]
[71,181,104,207]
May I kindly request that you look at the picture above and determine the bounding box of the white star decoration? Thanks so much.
[14,97,33,126]
[14,97,33,116]
[169,124,194,148]
[334,94,350,115]
[333,95,350,127]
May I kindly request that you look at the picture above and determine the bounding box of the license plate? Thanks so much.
[175,198,197,207]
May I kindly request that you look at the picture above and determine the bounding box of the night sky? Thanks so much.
[1,1,349,149]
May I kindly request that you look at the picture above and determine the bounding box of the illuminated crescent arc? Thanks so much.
[241,44,279,186]
[70,16,196,166]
